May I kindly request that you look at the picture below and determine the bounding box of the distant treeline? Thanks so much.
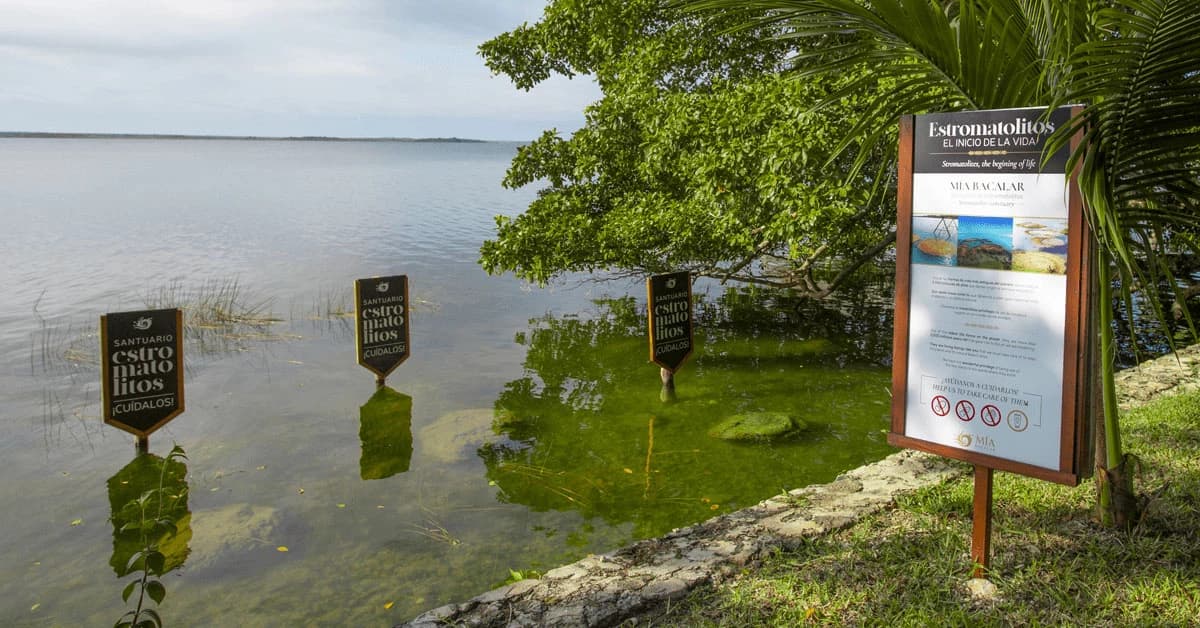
[0,131,487,143]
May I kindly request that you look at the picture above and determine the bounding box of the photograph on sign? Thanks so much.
[355,275,411,378]
[100,308,185,437]
[893,106,1085,478]
[646,271,693,373]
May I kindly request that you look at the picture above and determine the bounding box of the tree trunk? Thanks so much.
[1095,253,1140,528]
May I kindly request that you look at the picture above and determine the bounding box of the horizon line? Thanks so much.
[0,131,498,143]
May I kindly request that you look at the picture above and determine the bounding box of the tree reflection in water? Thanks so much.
[482,283,896,540]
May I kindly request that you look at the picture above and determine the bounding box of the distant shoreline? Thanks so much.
[0,131,488,143]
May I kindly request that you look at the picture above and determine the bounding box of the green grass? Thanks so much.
[652,389,1200,626]
[143,277,280,328]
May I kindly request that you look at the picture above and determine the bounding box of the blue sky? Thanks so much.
[0,1,600,140]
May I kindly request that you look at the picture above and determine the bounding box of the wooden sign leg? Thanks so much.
[136,435,149,456]
[971,465,994,578]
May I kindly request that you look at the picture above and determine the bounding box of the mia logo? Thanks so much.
[133,317,153,331]
[956,432,972,448]
[666,278,677,289]
[377,282,390,293]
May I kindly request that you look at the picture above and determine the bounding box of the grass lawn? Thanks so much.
[653,389,1200,626]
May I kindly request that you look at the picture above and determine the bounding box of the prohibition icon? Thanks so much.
[955,399,976,422]
[980,404,1002,427]
[931,395,950,417]
[1007,409,1030,432]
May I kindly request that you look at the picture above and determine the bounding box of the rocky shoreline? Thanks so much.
[399,344,1200,627]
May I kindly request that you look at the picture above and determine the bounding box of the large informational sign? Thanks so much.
[647,271,693,372]
[890,106,1090,485]
[100,308,185,438]
[355,275,410,379]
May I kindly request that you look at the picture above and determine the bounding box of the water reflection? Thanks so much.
[482,286,897,539]
[359,386,414,480]
[108,448,191,625]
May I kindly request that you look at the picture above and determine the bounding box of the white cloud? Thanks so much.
[0,1,601,139]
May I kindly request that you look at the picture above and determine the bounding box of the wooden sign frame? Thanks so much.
[647,271,694,373]
[889,106,1091,487]
[355,275,411,380]
[100,308,186,439]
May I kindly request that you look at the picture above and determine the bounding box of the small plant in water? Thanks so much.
[501,567,543,586]
[114,445,188,628]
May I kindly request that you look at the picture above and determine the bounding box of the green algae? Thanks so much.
[482,287,895,539]
[708,412,808,441]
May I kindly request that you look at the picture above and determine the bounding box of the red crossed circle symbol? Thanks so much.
[931,395,950,417]
[980,404,1002,427]
[955,399,976,422]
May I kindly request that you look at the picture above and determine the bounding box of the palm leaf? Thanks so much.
[1046,0,1200,355]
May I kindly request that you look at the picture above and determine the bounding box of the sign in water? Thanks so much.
[355,275,410,380]
[647,271,693,372]
[100,308,185,438]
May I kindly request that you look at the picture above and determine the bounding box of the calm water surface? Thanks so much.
[0,139,895,626]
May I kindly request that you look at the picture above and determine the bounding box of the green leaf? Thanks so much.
[145,580,166,605]
[140,609,163,627]
[122,580,137,603]
[145,551,166,575]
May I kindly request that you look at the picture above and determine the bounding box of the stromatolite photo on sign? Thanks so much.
[647,271,693,373]
[100,308,185,437]
[355,275,410,379]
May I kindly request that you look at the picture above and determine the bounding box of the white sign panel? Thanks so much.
[903,107,1073,470]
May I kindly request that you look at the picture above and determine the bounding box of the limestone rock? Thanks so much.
[417,408,508,463]
[186,503,282,573]
[966,577,1000,601]
[708,412,808,441]
[957,238,1012,269]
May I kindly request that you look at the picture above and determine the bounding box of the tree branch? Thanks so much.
[812,231,898,299]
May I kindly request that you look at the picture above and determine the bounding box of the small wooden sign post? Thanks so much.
[355,275,411,387]
[100,308,186,454]
[890,106,1092,578]
[647,272,693,400]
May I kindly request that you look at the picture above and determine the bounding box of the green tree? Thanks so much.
[684,0,1200,526]
[478,0,897,295]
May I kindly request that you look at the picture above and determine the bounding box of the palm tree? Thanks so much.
[683,0,1200,526]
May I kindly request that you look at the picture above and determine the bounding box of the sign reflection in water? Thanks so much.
[359,386,414,480]
[107,448,191,625]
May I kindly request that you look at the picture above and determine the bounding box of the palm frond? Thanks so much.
[1055,0,1200,219]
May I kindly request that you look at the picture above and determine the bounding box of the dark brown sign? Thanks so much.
[355,275,410,378]
[100,308,185,437]
[647,271,693,372]
[913,106,1071,174]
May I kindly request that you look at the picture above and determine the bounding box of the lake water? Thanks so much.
[0,139,895,626]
